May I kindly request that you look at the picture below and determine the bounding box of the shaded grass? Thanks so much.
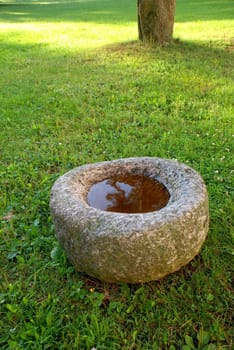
[0,0,234,349]
[0,0,136,24]
[176,0,234,22]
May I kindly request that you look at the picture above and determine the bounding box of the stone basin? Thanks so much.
[50,157,209,283]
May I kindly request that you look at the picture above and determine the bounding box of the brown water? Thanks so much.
[87,174,170,213]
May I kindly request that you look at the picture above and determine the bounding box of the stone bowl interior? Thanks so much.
[66,158,202,216]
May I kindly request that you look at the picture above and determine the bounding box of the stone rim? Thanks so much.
[51,157,207,228]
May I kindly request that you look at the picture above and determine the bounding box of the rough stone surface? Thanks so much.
[50,157,209,283]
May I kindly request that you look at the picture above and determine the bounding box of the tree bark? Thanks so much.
[138,0,176,44]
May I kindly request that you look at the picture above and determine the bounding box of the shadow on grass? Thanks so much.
[0,34,233,85]
[0,0,233,24]
[175,0,234,22]
[0,36,233,134]
[0,0,136,24]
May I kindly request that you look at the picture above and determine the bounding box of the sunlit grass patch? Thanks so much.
[175,20,234,47]
[0,21,137,51]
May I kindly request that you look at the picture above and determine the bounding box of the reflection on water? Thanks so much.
[87,174,170,213]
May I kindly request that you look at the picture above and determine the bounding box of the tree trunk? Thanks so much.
[138,0,176,44]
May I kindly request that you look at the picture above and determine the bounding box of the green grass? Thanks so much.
[0,0,233,349]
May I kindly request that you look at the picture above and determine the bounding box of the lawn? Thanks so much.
[0,0,233,349]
